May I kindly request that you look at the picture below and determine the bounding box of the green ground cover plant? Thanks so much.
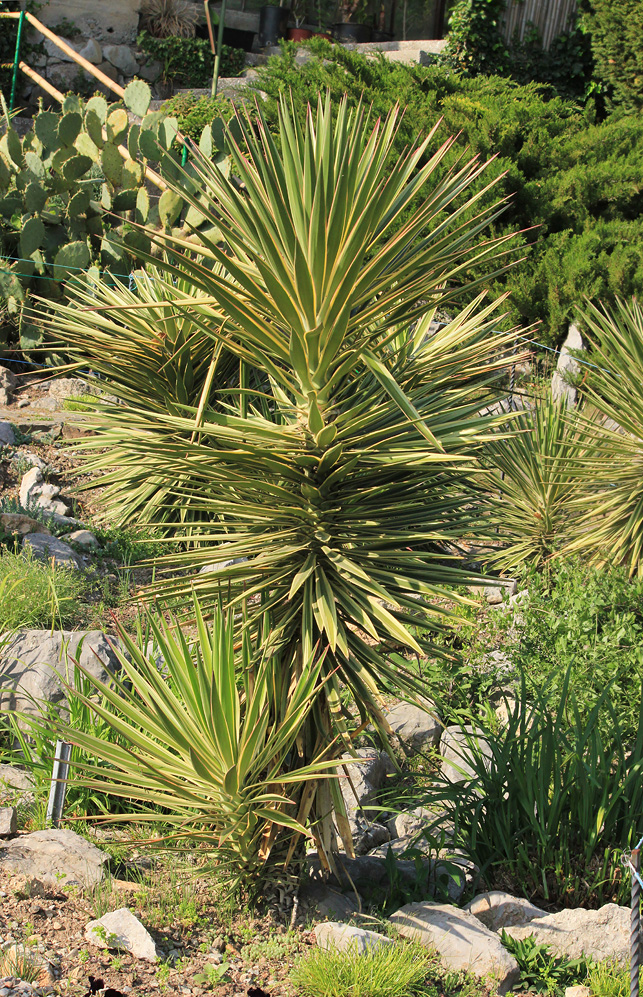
[501,932,592,995]
[45,94,523,878]
[252,45,643,348]
[137,31,246,86]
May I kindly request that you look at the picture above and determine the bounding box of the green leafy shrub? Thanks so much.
[252,46,643,347]
[442,0,510,77]
[501,932,592,995]
[160,91,234,144]
[584,0,643,112]
[137,31,246,86]
[509,560,643,743]
[421,669,643,907]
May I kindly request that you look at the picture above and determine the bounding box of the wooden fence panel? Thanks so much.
[502,0,578,49]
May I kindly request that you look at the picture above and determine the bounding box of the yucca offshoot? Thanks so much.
[48,95,523,870]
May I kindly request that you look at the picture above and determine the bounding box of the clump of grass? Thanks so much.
[0,550,87,630]
[62,392,97,412]
[586,960,629,997]
[0,944,40,983]
[290,940,433,997]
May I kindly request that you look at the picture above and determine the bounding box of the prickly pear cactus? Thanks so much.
[0,81,226,350]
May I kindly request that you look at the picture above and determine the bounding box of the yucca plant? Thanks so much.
[32,595,340,888]
[565,297,643,576]
[482,393,591,572]
[45,95,525,866]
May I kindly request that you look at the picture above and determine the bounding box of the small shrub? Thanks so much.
[161,91,234,144]
[137,31,246,85]
[584,0,643,112]
[291,941,433,997]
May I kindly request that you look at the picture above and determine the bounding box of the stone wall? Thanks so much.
[24,0,164,101]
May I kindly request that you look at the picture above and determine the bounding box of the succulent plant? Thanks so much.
[0,81,228,350]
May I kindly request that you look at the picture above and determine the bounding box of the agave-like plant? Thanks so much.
[564,297,643,576]
[482,393,591,572]
[33,596,339,888]
[45,95,525,866]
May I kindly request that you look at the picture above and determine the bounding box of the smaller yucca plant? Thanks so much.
[33,594,341,889]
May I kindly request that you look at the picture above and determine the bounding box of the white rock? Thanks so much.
[552,323,584,408]
[503,903,630,966]
[19,466,70,517]
[0,828,107,887]
[66,529,100,548]
[440,725,492,784]
[79,39,102,63]
[103,44,139,76]
[13,452,47,471]
[22,533,82,568]
[389,902,519,994]
[48,377,88,401]
[0,366,17,392]
[565,987,590,997]
[0,765,34,792]
[384,698,441,749]
[465,891,547,932]
[0,421,15,446]
[85,907,158,961]
[314,922,394,954]
[0,807,17,837]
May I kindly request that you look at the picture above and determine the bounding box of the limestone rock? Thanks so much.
[384,698,441,749]
[85,907,158,961]
[48,378,88,401]
[22,533,83,568]
[390,902,519,994]
[12,452,48,471]
[340,748,395,814]
[565,987,590,997]
[465,891,547,932]
[353,821,390,855]
[0,629,122,717]
[19,467,70,517]
[440,725,492,784]
[552,323,584,408]
[314,922,394,954]
[66,529,100,548]
[0,807,17,837]
[103,44,139,76]
[0,514,51,537]
[386,806,452,841]
[0,765,34,792]
[38,0,141,45]
[503,904,629,966]
[300,883,362,921]
[0,366,17,405]
[0,421,15,446]
[79,39,102,63]
[0,828,107,887]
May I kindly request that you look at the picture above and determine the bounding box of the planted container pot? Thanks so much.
[333,22,373,41]
[259,5,290,46]
[312,30,333,39]
[372,28,393,41]
[288,26,313,39]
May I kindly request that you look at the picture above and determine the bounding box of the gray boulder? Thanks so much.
[314,922,394,954]
[85,907,158,961]
[66,529,100,549]
[384,698,441,749]
[0,828,107,887]
[0,806,17,837]
[19,467,70,517]
[465,891,547,932]
[0,366,18,406]
[0,629,122,717]
[0,765,34,792]
[339,748,396,853]
[307,849,469,902]
[440,725,492,784]
[390,902,519,994]
[22,533,83,568]
[0,420,15,446]
[503,903,629,966]
[300,882,362,921]
[103,44,140,76]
